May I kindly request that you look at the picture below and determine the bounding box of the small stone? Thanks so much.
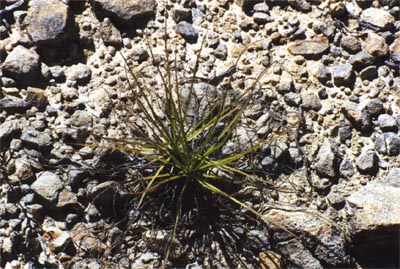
[31,171,63,203]
[71,110,93,128]
[176,21,198,44]
[65,63,91,85]
[214,42,228,60]
[332,63,354,87]
[56,189,81,210]
[377,114,397,132]
[289,0,311,12]
[25,0,69,44]
[253,2,269,13]
[356,151,379,175]
[327,192,345,209]
[375,133,400,156]
[312,63,331,84]
[0,120,21,146]
[173,5,192,23]
[277,71,293,93]
[0,96,31,114]
[315,140,339,178]
[359,66,377,81]
[365,99,384,117]
[340,159,355,178]
[349,51,375,70]
[361,7,395,30]
[340,36,361,54]
[365,32,389,57]
[287,37,329,58]
[284,92,301,107]
[342,101,373,132]
[301,91,322,111]
[100,18,122,47]
[1,45,41,83]
[21,127,52,152]
[253,12,271,24]
[390,37,400,62]
[25,87,48,111]
[10,159,34,183]
[339,126,352,143]
[92,0,157,24]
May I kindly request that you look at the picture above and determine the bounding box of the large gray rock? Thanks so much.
[332,63,354,87]
[315,140,339,178]
[176,21,199,44]
[266,209,351,267]
[25,0,70,44]
[356,150,378,175]
[346,168,400,267]
[0,96,31,114]
[0,120,21,147]
[92,0,157,24]
[375,132,400,156]
[20,127,52,152]
[31,171,63,203]
[2,45,41,83]
[361,7,395,30]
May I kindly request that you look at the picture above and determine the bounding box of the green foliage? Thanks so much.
[84,29,298,266]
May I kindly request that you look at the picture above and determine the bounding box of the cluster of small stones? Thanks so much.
[0,0,399,268]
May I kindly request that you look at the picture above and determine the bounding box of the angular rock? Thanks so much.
[25,87,48,111]
[0,96,30,114]
[356,150,379,175]
[315,140,339,178]
[288,0,311,12]
[361,7,395,30]
[266,209,351,267]
[65,63,91,85]
[301,91,322,111]
[100,18,122,47]
[0,120,21,147]
[340,159,355,178]
[71,223,105,255]
[44,227,74,254]
[71,110,93,128]
[31,171,63,203]
[9,159,34,183]
[25,0,70,44]
[20,127,52,152]
[253,12,271,24]
[176,21,198,44]
[56,189,81,211]
[375,132,400,156]
[390,37,400,62]
[377,114,397,132]
[349,51,375,70]
[364,32,389,57]
[92,0,157,24]
[342,101,372,132]
[365,99,384,118]
[346,168,400,267]
[1,45,41,83]
[173,5,192,23]
[288,38,329,58]
[332,63,354,87]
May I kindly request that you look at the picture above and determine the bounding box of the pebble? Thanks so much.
[356,150,379,175]
[377,114,398,132]
[0,120,21,146]
[0,96,31,114]
[301,91,322,111]
[332,63,354,87]
[364,32,389,58]
[359,66,377,81]
[287,37,329,58]
[365,99,384,118]
[25,0,69,44]
[340,36,361,54]
[173,5,192,23]
[361,7,395,30]
[25,87,49,111]
[31,171,63,204]
[65,63,92,85]
[1,45,41,83]
[375,133,400,156]
[339,159,355,178]
[176,21,198,44]
[253,12,271,24]
[20,127,52,152]
[100,18,122,47]
[348,51,375,72]
[92,0,157,24]
[315,140,339,178]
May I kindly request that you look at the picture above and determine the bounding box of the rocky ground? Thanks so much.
[1,0,400,268]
